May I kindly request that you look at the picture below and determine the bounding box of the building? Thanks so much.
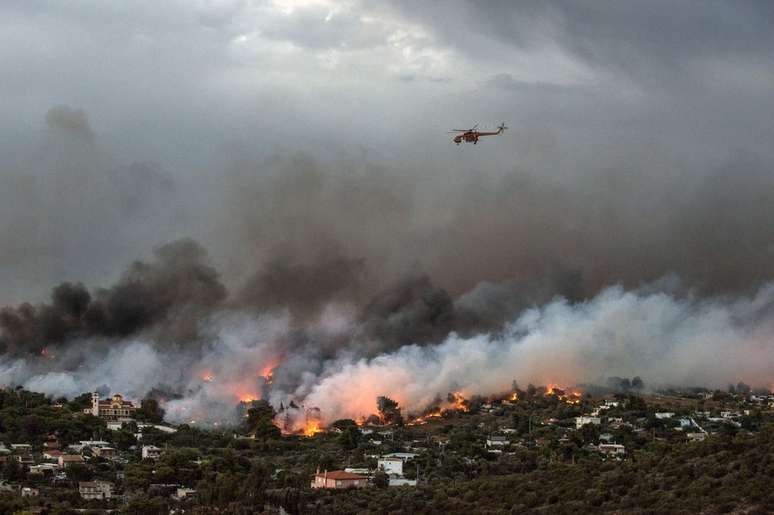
[142,445,162,460]
[598,443,626,456]
[58,455,85,468]
[174,488,196,500]
[21,487,39,497]
[93,447,117,459]
[576,416,601,429]
[79,481,113,500]
[43,450,63,461]
[378,457,403,476]
[311,470,368,489]
[486,435,510,447]
[655,412,675,419]
[84,392,136,421]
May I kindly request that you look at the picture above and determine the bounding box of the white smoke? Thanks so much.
[2,280,773,426]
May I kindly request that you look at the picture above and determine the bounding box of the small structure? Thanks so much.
[486,435,509,447]
[142,445,163,460]
[576,416,601,429]
[59,455,85,468]
[43,450,63,461]
[174,488,196,500]
[21,487,39,497]
[686,432,707,442]
[93,447,117,459]
[598,443,626,456]
[377,457,403,476]
[79,480,114,500]
[311,470,368,489]
[655,412,674,419]
[84,392,136,421]
[16,454,34,467]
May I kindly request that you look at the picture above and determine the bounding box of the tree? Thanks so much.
[244,400,280,440]
[138,398,165,423]
[377,396,403,425]
[373,470,389,489]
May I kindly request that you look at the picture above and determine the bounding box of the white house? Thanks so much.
[142,445,163,460]
[655,412,674,419]
[378,457,403,476]
[598,444,626,456]
[486,435,509,447]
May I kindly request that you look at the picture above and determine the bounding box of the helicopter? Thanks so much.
[449,123,508,145]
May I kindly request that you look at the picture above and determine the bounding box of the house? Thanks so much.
[598,443,626,456]
[93,447,117,459]
[43,437,60,450]
[43,450,64,461]
[311,470,368,489]
[576,416,601,429]
[21,487,39,497]
[174,488,196,500]
[79,480,113,500]
[378,457,403,476]
[10,444,32,452]
[142,445,163,460]
[655,412,674,419]
[83,392,136,421]
[29,463,58,475]
[59,455,85,468]
[686,432,707,442]
[486,435,509,447]
[0,443,10,454]
[16,454,34,467]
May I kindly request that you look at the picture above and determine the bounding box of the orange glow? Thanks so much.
[303,420,323,437]
[450,392,469,412]
[258,360,281,385]
[543,383,583,404]
[201,371,215,383]
[510,392,519,401]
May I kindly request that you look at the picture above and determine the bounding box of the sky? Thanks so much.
[3,1,774,420]
[2,0,774,303]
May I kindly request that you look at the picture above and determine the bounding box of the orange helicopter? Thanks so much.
[449,123,508,145]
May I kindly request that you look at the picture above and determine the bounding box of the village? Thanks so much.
[1,380,773,513]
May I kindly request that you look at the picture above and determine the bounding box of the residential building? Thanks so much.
[311,470,368,489]
[142,445,162,460]
[21,487,39,497]
[83,392,136,420]
[598,444,626,456]
[79,481,113,500]
[93,447,117,459]
[486,435,509,447]
[174,488,196,500]
[378,457,403,476]
[655,412,675,419]
[58,455,85,468]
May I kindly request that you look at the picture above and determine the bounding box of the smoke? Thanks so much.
[45,106,95,142]
[2,108,774,427]
[0,239,226,355]
[3,269,774,426]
